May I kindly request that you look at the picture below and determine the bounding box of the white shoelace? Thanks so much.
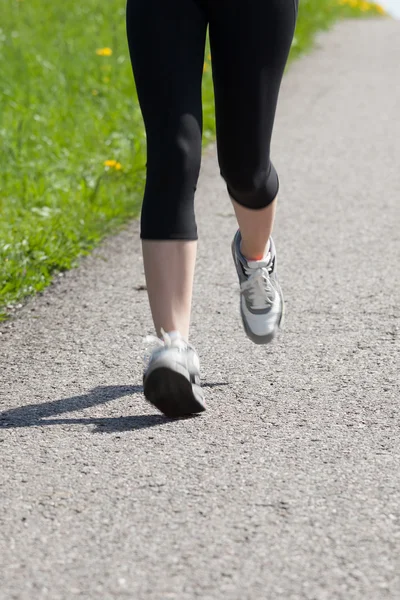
[241,262,275,310]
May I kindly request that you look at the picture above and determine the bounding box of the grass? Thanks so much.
[0,0,388,321]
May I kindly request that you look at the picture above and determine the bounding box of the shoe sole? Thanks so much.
[232,236,285,345]
[144,367,205,418]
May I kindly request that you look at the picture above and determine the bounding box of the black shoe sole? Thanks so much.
[143,367,206,418]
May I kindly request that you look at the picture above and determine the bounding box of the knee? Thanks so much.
[141,114,201,241]
[176,114,202,178]
[147,113,202,182]
[222,162,279,209]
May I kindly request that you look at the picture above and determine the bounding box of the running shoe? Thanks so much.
[143,330,205,417]
[231,230,284,344]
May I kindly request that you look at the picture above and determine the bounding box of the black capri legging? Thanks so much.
[126,0,298,240]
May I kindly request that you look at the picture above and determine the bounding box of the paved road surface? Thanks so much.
[1,18,399,600]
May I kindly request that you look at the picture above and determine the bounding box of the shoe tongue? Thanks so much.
[166,331,182,342]
[247,260,267,269]
[161,329,187,348]
[171,338,187,350]
[165,333,188,350]
[246,252,271,270]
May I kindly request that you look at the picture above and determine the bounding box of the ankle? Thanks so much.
[159,329,188,343]
[240,238,271,262]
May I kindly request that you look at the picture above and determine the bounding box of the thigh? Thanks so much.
[208,0,297,178]
[127,0,207,139]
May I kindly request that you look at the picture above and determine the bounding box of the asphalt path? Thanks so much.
[1,18,399,600]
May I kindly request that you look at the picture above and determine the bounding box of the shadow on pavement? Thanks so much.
[28,414,199,433]
[0,382,228,432]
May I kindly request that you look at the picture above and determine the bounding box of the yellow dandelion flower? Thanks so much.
[104,160,122,170]
[96,47,113,57]
[375,4,386,14]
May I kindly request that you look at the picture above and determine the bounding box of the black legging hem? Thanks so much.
[140,231,199,241]
[224,161,280,211]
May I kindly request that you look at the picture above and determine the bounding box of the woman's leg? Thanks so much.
[231,199,277,261]
[126,0,207,340]
[209,0,298,259]
[141,240,197,340]
[209,0,298,343]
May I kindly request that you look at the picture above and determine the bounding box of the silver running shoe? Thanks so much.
[231,230,284,344]
[143,330,205,417]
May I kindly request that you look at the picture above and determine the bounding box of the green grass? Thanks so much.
[0,0,387,320]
